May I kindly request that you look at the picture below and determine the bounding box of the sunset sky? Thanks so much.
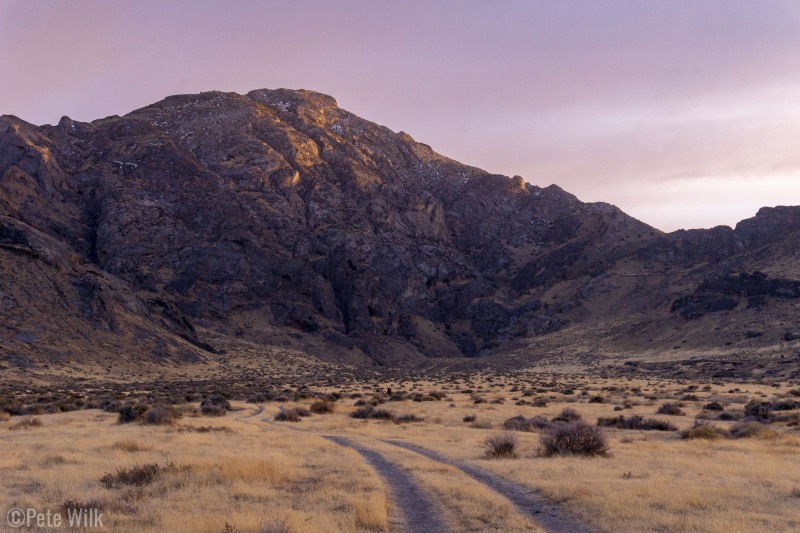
[1,0,799,231]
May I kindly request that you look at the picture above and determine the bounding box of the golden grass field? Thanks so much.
[2,374,800,533]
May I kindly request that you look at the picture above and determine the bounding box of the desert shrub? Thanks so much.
[744,401,774,422]
[657,402,685,416]
[351,406,373,419]
[310,400,335,414]
[704,401,724,411]
[471,394,487,404]
[100,463,170,488]
[143,405,179,426]
[730,421,780,440]
[118,404,149,424]
[503,415,550,432]
[424,391,447,401]
[552,408,582,423]
[394,413,424,424]
[350,406,395,421]
[588,396,605,404]
[9,417,42,430]
[483,432,518,459]
[292,389,316,401]
[178,425,235,434]
[368,408,395,420]
[539,420,609,457]
[532,397,549,407]
[247,391,277,403]
[274,408,303,422]
[462,415,476,423]
[201,395,231,416]
[470,419,493,429]
[773,400,798,411]
[681,421,731,440]
[681,394,700,401]
[597,415,676,431]
[369,393,388,405]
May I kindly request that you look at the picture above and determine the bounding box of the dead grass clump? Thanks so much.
[112,439,151,453]
[394,413,424,424]
[681,421,731,440]
[100,463,177,488]
[730,421,780,440]
[597,415,677,431]
[9,417,42,430]
[483,432,518,459]
[470,419,493,429]
[657,402,685,416]
[178,425,235,434]
[39,454,70,467]
[310,400,335,414]
[539,421,610,457]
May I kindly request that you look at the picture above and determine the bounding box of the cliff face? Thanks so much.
[1,89,799,370]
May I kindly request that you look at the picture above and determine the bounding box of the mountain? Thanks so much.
[2,89,799,378]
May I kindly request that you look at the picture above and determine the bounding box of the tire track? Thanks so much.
[324,436,449,533]
[384,440,593,533]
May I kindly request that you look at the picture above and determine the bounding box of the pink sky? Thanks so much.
[2,0,800,231]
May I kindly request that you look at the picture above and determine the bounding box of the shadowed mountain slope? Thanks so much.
[1,89,798,375]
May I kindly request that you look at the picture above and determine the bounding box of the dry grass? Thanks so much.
[284,376,800,533]
[364,440,538,532]
[3,375,800,532]
[0,408,388,533]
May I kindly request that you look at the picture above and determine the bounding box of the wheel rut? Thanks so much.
[384,440,594,533]
[324,436,449,533]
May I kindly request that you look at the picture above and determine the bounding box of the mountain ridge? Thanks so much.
[2,88,799,378]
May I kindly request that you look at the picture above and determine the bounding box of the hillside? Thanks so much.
[1,88,799,379]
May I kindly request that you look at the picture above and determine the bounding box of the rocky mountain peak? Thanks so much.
[1,88,799,374]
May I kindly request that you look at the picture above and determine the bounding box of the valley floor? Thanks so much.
[2,374,800,533]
